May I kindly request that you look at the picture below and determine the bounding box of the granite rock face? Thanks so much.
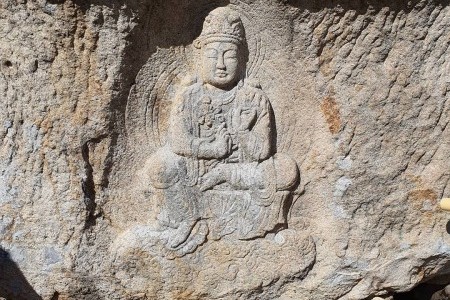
[0,1,449,299]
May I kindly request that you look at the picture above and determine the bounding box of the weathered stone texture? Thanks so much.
[0,0,449,299]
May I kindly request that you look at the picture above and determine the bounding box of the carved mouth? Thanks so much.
[215,72,228,78]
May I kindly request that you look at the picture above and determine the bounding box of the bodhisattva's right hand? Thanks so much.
[213,123,231,158]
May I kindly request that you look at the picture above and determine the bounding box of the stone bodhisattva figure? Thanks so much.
[142,7,300,255]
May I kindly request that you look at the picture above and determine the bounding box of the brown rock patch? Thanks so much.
[320,96,342,134]
[408,189,438,203]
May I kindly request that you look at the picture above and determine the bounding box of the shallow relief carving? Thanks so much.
[112,6,315,297]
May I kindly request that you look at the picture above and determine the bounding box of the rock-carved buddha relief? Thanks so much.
[137,7,301,256]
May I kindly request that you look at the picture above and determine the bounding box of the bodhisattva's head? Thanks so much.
[194,7,247,90]
[200,41,240,89]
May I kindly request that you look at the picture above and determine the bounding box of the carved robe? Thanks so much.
[169,80,273,177]
[163,79,296,240]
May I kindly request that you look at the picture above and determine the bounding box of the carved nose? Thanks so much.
[216,56,226,70]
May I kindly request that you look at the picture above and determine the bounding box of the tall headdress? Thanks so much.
[194,7,245,48]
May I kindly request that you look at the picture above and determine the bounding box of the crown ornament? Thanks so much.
[194,7,245,48]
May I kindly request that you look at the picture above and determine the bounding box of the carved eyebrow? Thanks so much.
[224,49,238,55]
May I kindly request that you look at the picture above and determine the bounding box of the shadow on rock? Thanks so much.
[393,283,450,300]
[446,220,450,234]
[0,247,42,300]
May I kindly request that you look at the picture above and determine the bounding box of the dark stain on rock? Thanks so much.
[408,189,438,220]
[408,189,438,203]
[320,96,342,134]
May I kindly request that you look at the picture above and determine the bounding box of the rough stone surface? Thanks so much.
[0,1,449,300]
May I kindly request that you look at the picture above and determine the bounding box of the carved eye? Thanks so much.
[224,50,237,59]
[204,49,218,58]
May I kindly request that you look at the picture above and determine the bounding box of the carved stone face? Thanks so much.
[201,41,241,89]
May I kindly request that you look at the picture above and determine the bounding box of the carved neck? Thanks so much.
[203,82,238,98]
